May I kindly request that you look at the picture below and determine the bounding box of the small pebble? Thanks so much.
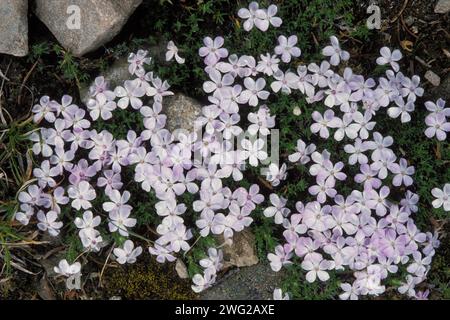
[425,70,441,87]
[435,0,450,14]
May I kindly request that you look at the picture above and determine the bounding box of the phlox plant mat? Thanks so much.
[1,1,449,300]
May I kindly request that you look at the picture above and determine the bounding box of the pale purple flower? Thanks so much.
[308,61,334,88]
[161,223,193,253]
[407,251,431,277]
[79,228,103,252]
[239,77,270,106]
[333,113,359,141]
[376,47,402,72]
[88,76,115,100]
[270,70,297,94]
[370,149,397,180]
[128,50,151,75]
[247,105,275,136]
[237,1,261,32]
[431,184,450,211]
[18,184,47,207]
[52,95,78,119]
[344,138,370,165]
[228,201,253,231]
[234,184,264,209]
[264,194,290,224]
[37,210,63,236]
[216,54,249,78]
[257,53,280,76]
[151,77,174,102]
[68,181,96,210]
[33,160,59,188]
[199,36,228,65]
[384,205,409,229]
[154,167,186,200]
[193,187,225,216]
[103,190,132,215]
[114,240,143,264]
[390,158,415,187]
[156,199,186,225]
[282,212,307,239]
[301,253,334,282]
[74,210,101,231]
[203,69,234,95]
[388,96,415,123]
[32,96,56,123]
[351,111,376,140]
[196,210,215,237]
[296,65,315,97]
[302,202,334,232]
[309,150,331,177]
[310,109,341,139]
[191,268,216,293]
[114,79,146,110]
[200,248,224,273]
[69,159,98,185]
[254,4,282,31]
[322,36,350,66]
[288,139,316,164]
[339,282,359,300]
[354,164,382,190]
[398,275,420,297]
[368,132,394,161]
[274,35,301,63]
[415,290,430,300]
[241,138,267,167]
[425,98,450,117]
[273,288,289,300]
[425,113,450,141]
[166,40,185,64]
[400,191,419,214]
[87,93,117,120]
[266,163,287,187]
[401,75,424,102]
[54,259,81,277]
[308,176,337,203]
[324,80,351,108]
[108,207,136,237]
[366,186,390,216]
[149,243,176,263]
[268,244,293,272]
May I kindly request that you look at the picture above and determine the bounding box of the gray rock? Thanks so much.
[80,54,202,132]
[217,229,259,268]
[164,94,202,133]
[35,0,142,57]
[435,0,450,13]
[0,0,28,57]
[200,263,286,300]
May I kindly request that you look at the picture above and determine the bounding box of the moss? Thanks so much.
[105,256,196,300]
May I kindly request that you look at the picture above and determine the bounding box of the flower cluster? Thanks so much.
[16,1,446,300]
